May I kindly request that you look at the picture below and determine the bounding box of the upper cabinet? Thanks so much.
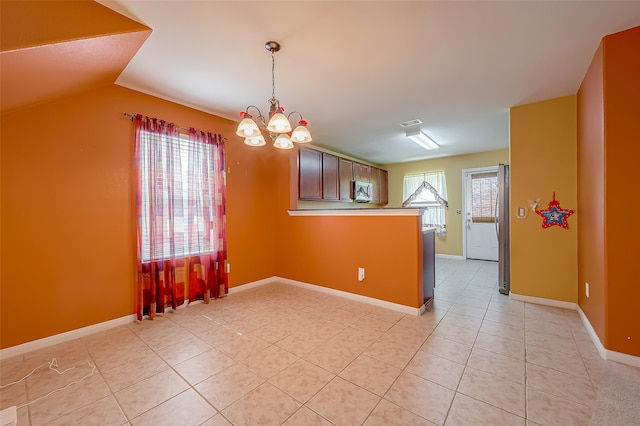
[298,147,387,205]
[338,157,353,201]
[353,162,370,182]
[322,153,339,201]
[370,167,388,205]
[298,147,323,200]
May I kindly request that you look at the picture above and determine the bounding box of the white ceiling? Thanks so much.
[97,1,640,165]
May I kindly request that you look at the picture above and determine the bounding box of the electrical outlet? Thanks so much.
[358,267,365,282]
[226,263,231,274]
[585,282,589,298]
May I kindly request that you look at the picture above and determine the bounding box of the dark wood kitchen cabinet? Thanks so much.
[371,168,388,205]
[338,157,353,201]
[352,162,370,182]
[322,153,339,201]
[298,147,322,200]
[298,147,387,204]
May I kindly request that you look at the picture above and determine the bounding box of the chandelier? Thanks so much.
[235,41,312,149]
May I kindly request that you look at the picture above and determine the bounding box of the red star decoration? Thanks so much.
[536,192,575,229]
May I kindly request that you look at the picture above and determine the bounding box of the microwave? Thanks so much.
[353,180,372,203]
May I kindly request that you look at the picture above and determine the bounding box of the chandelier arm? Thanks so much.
[286,111,304,123]
[244,105,268,127]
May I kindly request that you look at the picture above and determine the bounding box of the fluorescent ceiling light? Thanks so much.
[406,130,439,150]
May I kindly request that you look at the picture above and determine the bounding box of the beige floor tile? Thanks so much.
[275,332,329,357]
[526,363,596,405]
[445,393,526,426]
[431,322,479,346]
[29,372,112,424]
[23,339,90,370]
[382,323,431,349]
[89,338,150,371]
[222,382,301,426]
[384,372,455,425]
[483,309,525,328]
[525,329,579,356]
[26,358,97,401]
[396,314,439,334]
[328,327,378,353]
[480,319,524,342]
[130,319,192,350]
[173,348,235,386]
[350,316,395,337]
[252,318,297,340]
[366,306,406,324]
[268,359,334,403]
[339,354,402,396]
[100,348,169,392]
[281,406,333,425]
[420,334,473,365]
[324,308,365,327]
[467,347,525,384]
[473,332,525,360]
[306,319,345,340]
[524,317,572,338]
[458,367,525,417]
[363,336,419,369]
[526,387,592,426]
[526,344,589,378]
[114,368,189,419]
[303,341,359,374]
[448,303,488,320]
[214,333,270,361]
[307,376,380,426]
[364,399,436,425]
[45,395,127,426]
[131,388,216,426]
[194,363,264,411]
[154,334,212,366]
[82,326,140,354]
[241,344,298,379]
[440,311,483,331]
[405,351,465,390]
[452,295,490,310]
[0,379,26,409]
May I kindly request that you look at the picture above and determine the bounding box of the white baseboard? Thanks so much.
[231,276,423,316]
[0,314,136,361]
[577,306,640,368]
[509,292,577,310]
[435,254,465,260]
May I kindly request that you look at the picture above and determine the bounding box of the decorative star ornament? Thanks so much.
[536,192,575,229]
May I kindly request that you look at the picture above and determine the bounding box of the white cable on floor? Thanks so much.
[0,357,96,408]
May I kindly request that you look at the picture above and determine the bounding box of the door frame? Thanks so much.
[461,166,499,260]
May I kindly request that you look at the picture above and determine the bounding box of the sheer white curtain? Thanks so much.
[403,172,448,236]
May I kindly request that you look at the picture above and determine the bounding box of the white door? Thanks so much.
[464,168,499,261]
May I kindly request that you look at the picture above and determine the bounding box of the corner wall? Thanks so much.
[510,95,578,302]
[578,26,640,357]
[0,85,278,349]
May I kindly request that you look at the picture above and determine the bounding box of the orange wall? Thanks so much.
[0,85,278,349]
[577,43,606,341]
[601,27,640,355]
[510,96,578,302]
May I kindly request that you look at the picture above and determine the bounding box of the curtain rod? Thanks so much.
[123,113,228,140]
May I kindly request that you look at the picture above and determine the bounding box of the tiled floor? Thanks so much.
[0,258,635,425]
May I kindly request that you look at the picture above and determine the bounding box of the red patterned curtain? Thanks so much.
[134,115,227,321]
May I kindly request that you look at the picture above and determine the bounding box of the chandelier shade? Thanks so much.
[236,41,311,149]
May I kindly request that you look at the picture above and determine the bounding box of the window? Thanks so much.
[471,172,498,223]
[403,171,448,235]
[138,131,221,262]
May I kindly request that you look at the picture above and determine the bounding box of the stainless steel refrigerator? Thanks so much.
[497,164,510,295]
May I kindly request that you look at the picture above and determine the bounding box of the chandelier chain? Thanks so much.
[271,50,276,101]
